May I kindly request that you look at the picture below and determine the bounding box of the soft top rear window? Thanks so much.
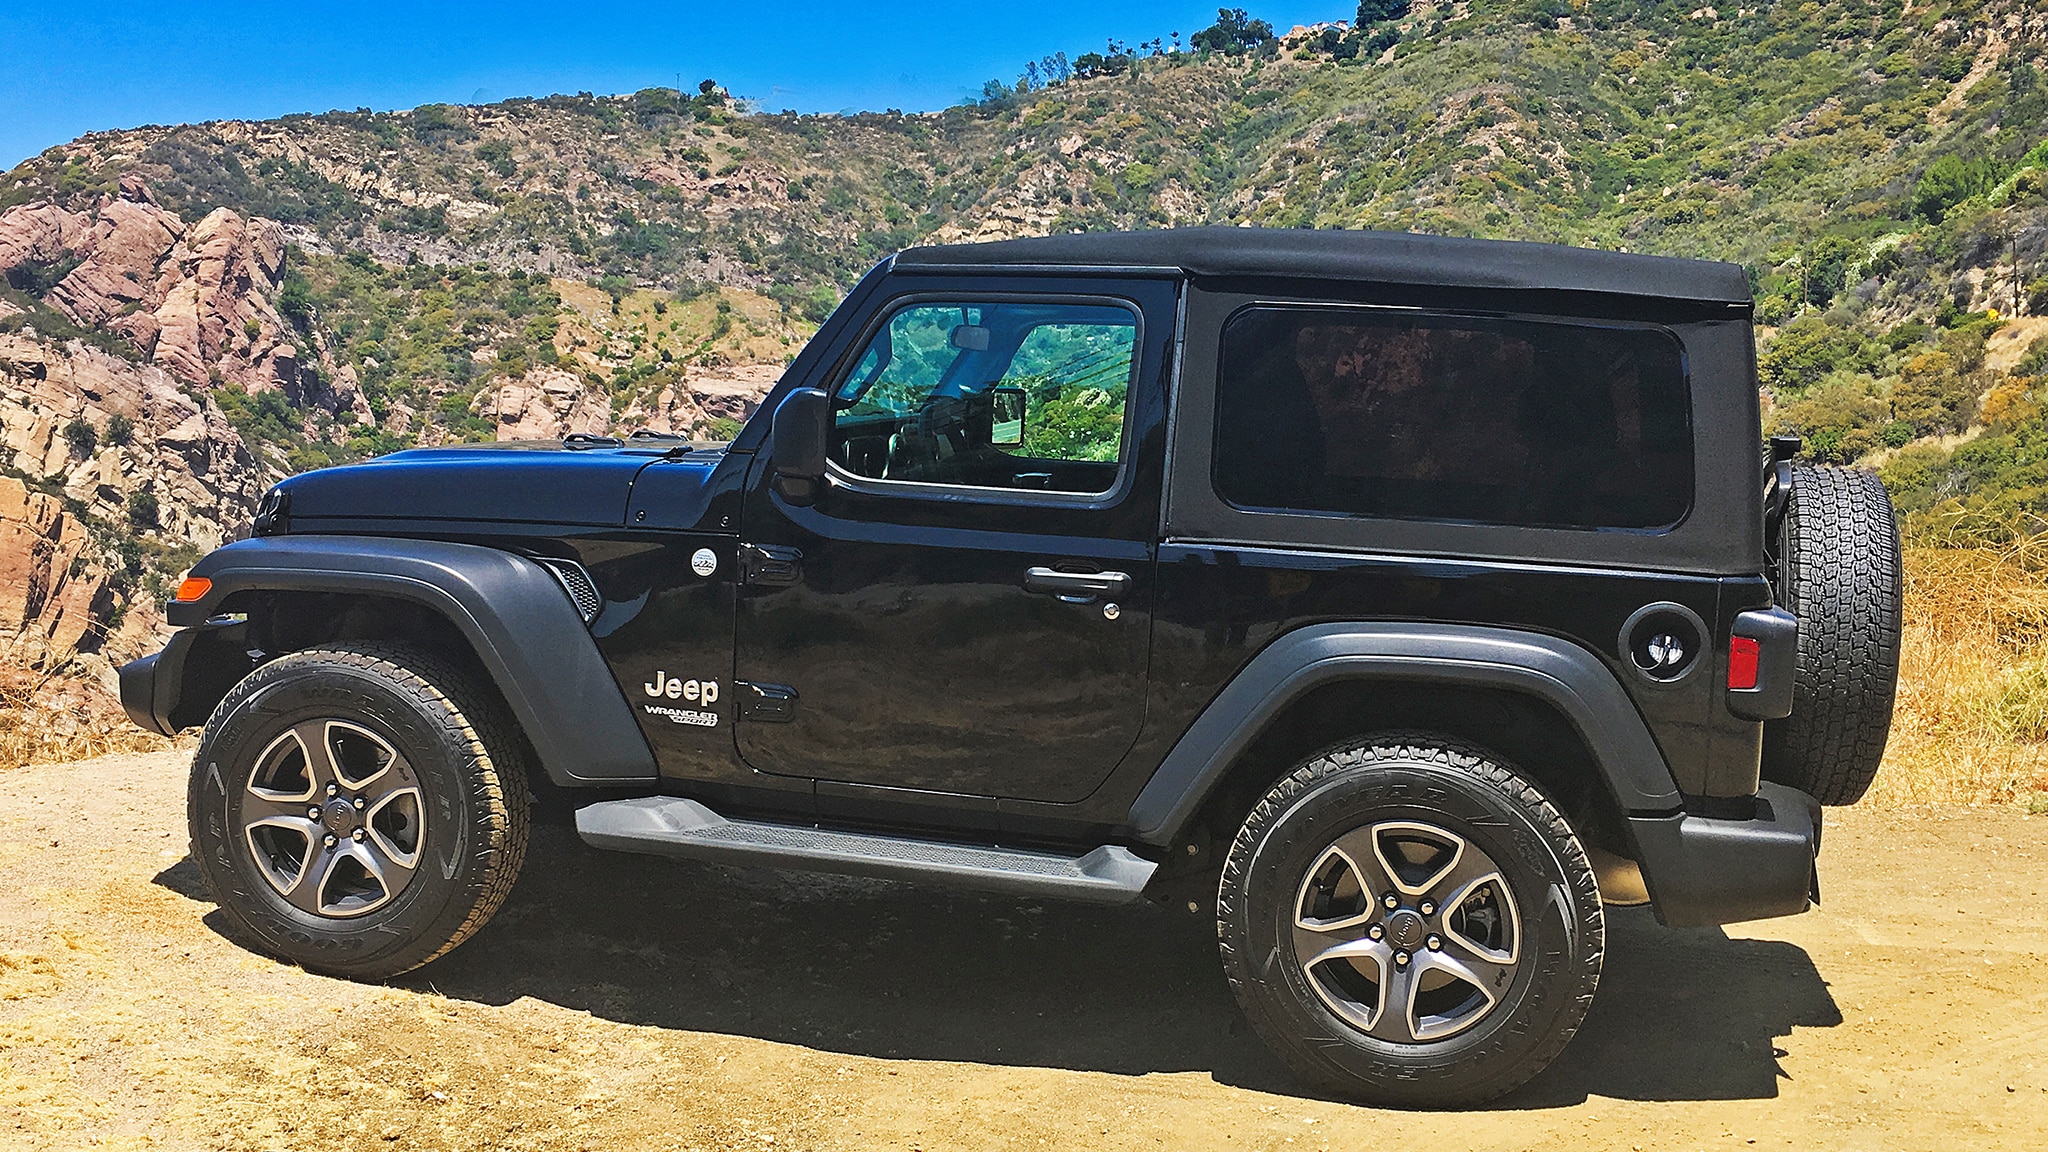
[1213,306,1693,531]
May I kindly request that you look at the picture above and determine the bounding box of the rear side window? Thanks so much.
[1213,307,1692,530]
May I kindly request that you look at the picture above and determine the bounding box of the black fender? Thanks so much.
[1128,621,1821,928]
[1128,622,1682,844]
[127,535,656,786]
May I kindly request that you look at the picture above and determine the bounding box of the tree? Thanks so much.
[976,78,1018,110]
[1772,378,1887,463]
[105,414,134,446]
[1892,350,1976,436]
[1758,316,1867,392]
[1803,235,1862,306]
[1073,50,1132,78]
[127,490,160,529]
[1191,8,1275,55]
[1913,154,1993,222]
[1361,24,1401,56]
[1357,0,1411,23]
[277,274,315,330]
[63,418,97,457]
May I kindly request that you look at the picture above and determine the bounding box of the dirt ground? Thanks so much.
[1,750,2044,1151]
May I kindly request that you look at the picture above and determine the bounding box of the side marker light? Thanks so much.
[1728,635,1760,691]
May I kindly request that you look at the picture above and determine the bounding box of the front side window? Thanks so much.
[831,301,1137,495]
[1213,307,1692,530]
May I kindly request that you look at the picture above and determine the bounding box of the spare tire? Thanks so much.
[1760,461,1903,805]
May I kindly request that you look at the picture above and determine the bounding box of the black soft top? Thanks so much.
[895,226,1751,306]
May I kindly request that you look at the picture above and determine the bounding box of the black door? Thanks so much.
[733,277,1176,804]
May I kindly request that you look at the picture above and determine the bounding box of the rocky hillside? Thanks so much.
[0,0,2044,668]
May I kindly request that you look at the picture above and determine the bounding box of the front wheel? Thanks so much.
[188,643,530,980]
[1217,734,1604,1107]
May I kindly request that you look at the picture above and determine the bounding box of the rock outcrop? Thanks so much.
[629,364,780,433]
[484,367,615,440]
[0,475,113,658]
[0,178,370,423]
[482,363,778,441]
[0,332,263,549]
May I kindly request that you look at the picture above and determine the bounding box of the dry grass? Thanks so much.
[0,661,170,773]
[1864,546,2048,809]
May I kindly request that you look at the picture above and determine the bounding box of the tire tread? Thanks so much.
[1763,463,1903,806]
[190,641,530,978]
[1216,732,1604,1107]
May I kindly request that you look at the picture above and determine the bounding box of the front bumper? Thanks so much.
[1626,781,1822,928]
[117,618,252,736]
[118,642,181,736]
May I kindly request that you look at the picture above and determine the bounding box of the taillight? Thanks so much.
[1727,635,1760,691]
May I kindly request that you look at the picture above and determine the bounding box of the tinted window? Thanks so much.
[832,301,1137,494]
[1213,308,1692,530]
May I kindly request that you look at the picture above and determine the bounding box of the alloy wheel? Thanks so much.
[239,719,427,918]
[1292,819,1522,1044]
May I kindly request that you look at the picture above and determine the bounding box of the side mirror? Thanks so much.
[771,387,830,504]
[989,386,1026,448]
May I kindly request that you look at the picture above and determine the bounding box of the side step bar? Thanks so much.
[574,796,1158,905]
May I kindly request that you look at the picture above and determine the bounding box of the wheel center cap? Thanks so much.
[321,798,360,835]
[1386,909,1425,949]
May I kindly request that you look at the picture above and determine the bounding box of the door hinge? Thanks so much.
[736,681,799,723]
[740,543,803,586]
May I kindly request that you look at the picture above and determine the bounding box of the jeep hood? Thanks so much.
[276,441,708,527]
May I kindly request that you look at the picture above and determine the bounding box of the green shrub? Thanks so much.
[4,253,82,297]
[474,140,516,178]
[1894,350,1977,435]
[105,414,133,446]
[1759,316,1870,392]
[2016,336,2048,379]
[62,418,97,458]
[1769,376,1888,463]
[126,490,159,529]
[1913,154,1999,221]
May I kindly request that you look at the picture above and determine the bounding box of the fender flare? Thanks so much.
[1127,621,1682,844]
[141,535,656,786]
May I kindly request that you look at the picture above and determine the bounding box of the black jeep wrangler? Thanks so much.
[120,228,1902,1106]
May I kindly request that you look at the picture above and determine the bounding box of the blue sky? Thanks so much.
[0,2,1336,169]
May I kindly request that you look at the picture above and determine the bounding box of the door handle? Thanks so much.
[1024,567,1131,603]
[741,543,803,586]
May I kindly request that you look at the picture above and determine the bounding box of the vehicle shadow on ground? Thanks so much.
[157,825,1842,1106]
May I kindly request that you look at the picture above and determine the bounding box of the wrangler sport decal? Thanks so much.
[643,703,719,727]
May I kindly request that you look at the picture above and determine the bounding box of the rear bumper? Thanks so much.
[1626,781,1821,927]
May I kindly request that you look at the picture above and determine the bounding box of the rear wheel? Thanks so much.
[1217,734,1603,1107]
[188,643,530,979]
[1762,462,1903,805]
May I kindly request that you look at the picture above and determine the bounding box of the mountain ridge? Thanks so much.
[0,0,2044,662]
